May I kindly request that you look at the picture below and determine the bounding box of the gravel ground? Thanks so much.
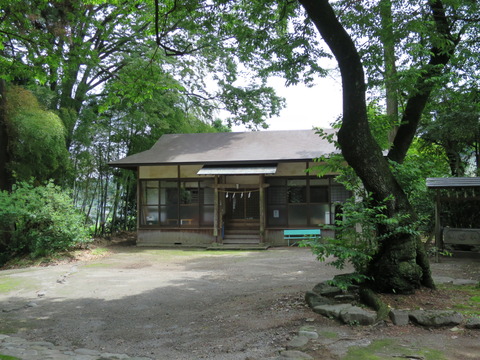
[1,247,343,359]
[1,246,479,360]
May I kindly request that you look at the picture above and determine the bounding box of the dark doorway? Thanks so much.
[223,189,260,244]
[226,190,260,221]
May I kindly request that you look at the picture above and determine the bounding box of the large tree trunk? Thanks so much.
[298,0,433,293]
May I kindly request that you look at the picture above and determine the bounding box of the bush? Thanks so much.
[301,194,419,290]
[0,181,91,260]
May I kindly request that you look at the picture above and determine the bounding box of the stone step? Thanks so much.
[224,229,259,235]
[207,244,270,250]
[224,233,259,239]
[223,238,260,244]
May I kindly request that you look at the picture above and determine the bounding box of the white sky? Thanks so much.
[231,74,343,132]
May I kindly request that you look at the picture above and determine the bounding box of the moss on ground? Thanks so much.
[0,355,21,360]
[343,339,446,360]
[0,278,24,294]
[439,283,480,317]
[318,331,338,339]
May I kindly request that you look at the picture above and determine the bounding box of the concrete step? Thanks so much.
[224,234,259,239]
[207,244,270,251]
[223,238,260,244]
[224,229,259,235]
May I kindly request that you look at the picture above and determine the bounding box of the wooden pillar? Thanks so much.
[259,175,265,243]
[213,176,219,240]
[434,190,441,262]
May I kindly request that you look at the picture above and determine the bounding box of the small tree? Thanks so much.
[0,181,90,263]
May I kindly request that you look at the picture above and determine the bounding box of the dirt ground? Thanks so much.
[1,243,480,360]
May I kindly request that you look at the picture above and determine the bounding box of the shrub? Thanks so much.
[301,193,419,289]
[0,181,91,260]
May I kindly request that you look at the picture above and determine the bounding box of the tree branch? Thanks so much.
[387,0,458,163]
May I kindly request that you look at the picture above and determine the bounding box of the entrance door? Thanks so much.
[226,190,260,221]
[224,189,260,244]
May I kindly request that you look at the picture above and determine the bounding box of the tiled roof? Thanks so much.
[110,129,339,168]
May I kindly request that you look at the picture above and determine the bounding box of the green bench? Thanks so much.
[284,229,321,246]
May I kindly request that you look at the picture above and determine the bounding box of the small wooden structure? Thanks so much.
[427,177,480,254]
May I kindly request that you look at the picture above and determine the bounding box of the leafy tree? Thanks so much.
[297,0,478,293]
[420,88,480,176]
[0,79,8,191]
[5,85,70,183]
[2,1,285,145]
[71,54,227,235]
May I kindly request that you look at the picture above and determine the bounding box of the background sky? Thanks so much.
[231,75,343,132]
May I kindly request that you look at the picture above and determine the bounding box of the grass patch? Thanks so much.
[82,262,113,268]
[90,247,109,256]
[319,331,338,339]
[344,339,446,360]
[0,278,24,293]
[438,283,480,317]
[0,355,21,360]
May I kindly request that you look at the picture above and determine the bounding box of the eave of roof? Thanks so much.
[197,165,277,175]
[426,177,480,188]
[109,129,339,168]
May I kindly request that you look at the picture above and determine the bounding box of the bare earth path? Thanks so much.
[1,246,480,359]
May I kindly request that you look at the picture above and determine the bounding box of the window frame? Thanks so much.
[139,178,214,228]
[266,176,349,228]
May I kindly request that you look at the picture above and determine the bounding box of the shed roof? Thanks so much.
[110,129,339,168]
[426,177,480,188]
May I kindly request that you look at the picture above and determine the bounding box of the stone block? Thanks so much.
[389,309,409,326]
[312,304,352,319]
[312,281,343,297]
[465,317,480,329]
[305,290,335,308]
[409,310,463,327]
[339,306,376,325]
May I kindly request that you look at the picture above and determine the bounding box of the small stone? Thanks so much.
[25,302,38,307]
[279,349,314,359]
[339,306,376,325]
[465,317,480,329]
[37,291,46,297]
[286,335,309,350]
[298,330,318,339]
[389,309,409,326]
